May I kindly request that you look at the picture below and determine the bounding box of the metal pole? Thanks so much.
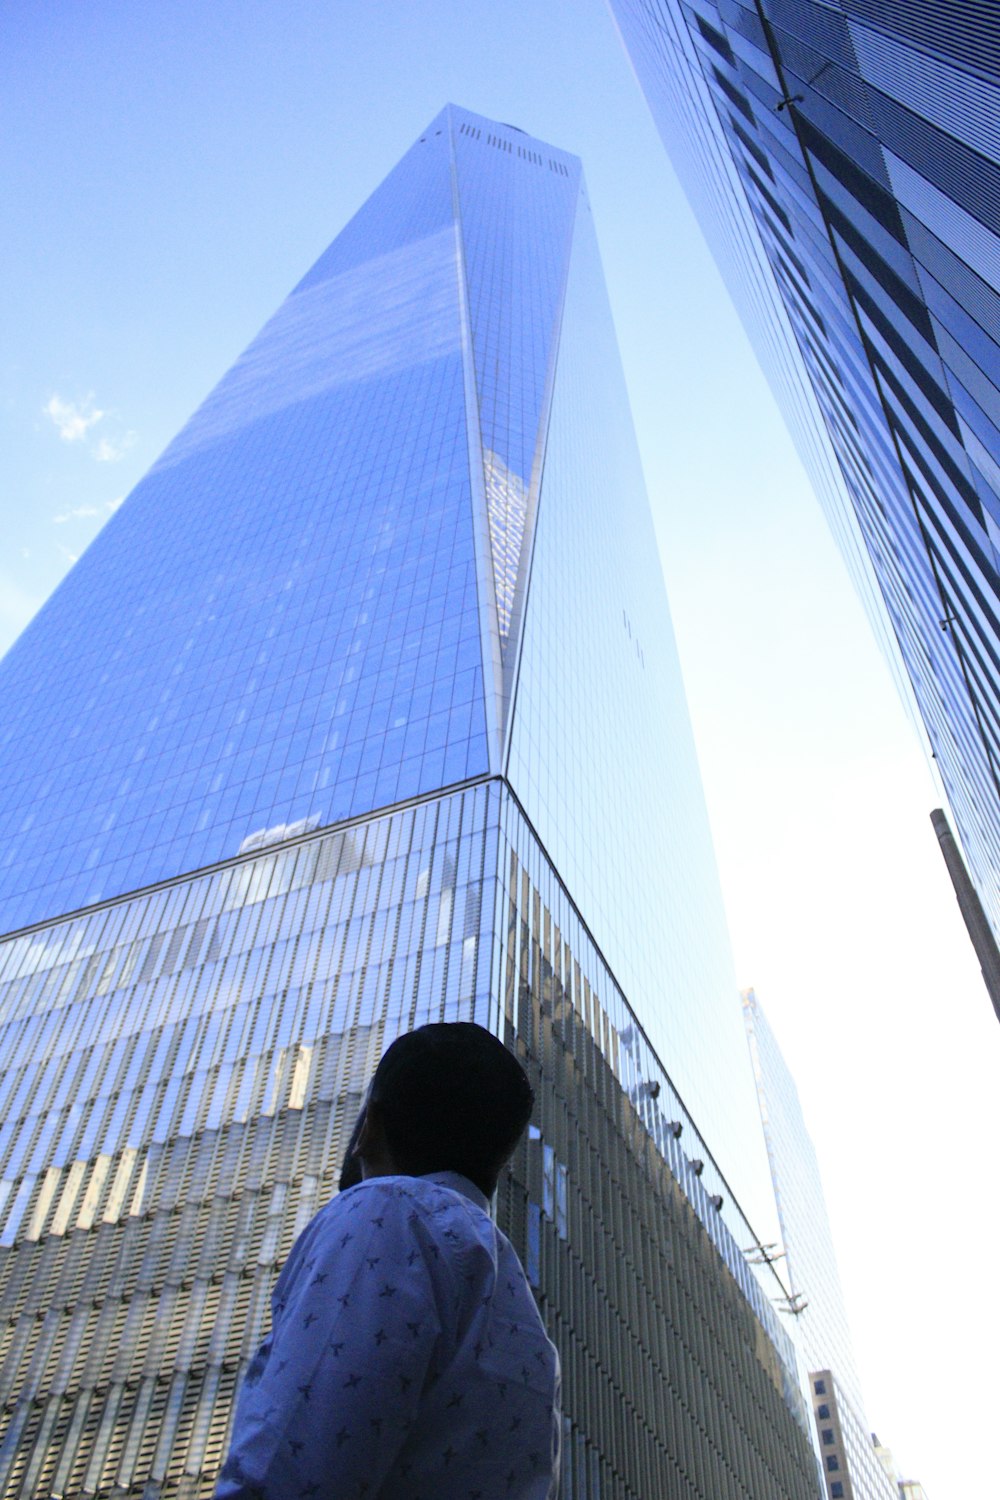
[930,808,1000,1024]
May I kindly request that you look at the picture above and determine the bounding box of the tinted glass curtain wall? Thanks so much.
[609,0,1000,939]
[0,109,819,1496]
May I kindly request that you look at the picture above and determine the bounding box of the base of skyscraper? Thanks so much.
[0,781,818,1498]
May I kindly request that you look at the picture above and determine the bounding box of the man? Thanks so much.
[216,1022,561,1499]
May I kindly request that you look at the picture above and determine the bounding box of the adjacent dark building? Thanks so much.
[610,0,1000,941]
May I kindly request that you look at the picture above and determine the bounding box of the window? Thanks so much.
[831,1485,844,1499]
[822,1429,834,1444]
[826,1455,840,1472]
[814,1379,827,1395]
[818,1404,830,1419]
[526,1204,541,1288]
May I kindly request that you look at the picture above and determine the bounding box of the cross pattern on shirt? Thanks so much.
[216,1172,560,1500]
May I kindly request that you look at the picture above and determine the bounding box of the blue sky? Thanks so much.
[3,3,997,1493]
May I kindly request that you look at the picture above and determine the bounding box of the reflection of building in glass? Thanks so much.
[874,1435,931,1500]
[744,991,898,1500]
[610,0,1000,939]
[874,1434,901,1492]
[483,448,529,640]
[0,107,819,1495]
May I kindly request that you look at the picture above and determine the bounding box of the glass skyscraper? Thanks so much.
[609,0,1000,940]
[743,989,897,1500]
[0,107,819,1495]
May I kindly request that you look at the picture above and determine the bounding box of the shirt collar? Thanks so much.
[421,1170,490,1213]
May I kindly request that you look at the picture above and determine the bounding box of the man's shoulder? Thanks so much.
[308,1175,490,1242]
[354,1175,494,1234]
[275,1178,437,1295]
[307,1176,420,1236]
[280,1177,493,1301]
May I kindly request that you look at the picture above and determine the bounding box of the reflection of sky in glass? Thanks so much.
[154,227,462,473]
[0,118,488,932]
[0,106,590,935]
[506,188,777,1235]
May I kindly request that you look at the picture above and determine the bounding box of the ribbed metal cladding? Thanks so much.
[0,784,817,1497]
[842,0,1000,70]
[494,796,818,1500]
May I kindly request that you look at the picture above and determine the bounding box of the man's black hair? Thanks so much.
[337,1098,368,1193]
[363,1022,534,1197]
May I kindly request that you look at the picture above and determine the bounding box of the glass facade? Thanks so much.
[743,991,896,1500]
[609,0,1000,939]
[506,148,776,1236]
[0,116,492,935]
[0,106,818,1494]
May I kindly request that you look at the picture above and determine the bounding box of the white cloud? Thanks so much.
[52,504,100,525]
[43,395,135,463]
[57,544,79,566]
[45,393,104,443]
[51,496,125,528]
[93,434,136,463]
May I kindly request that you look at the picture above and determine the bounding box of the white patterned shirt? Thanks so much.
[216,1171,561,1500]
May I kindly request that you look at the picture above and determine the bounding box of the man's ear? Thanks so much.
[355,1100,396,1178]
[354,1103,374,1157]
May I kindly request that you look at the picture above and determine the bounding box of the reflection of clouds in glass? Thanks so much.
[238,813,321,855]
[154,227,461,472]
[484,448,528,641]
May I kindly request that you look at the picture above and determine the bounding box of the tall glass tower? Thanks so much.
[0,107,818,1497]
[609,0,1000,941]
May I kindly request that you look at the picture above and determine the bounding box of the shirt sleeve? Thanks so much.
[215,1184,451,1500]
